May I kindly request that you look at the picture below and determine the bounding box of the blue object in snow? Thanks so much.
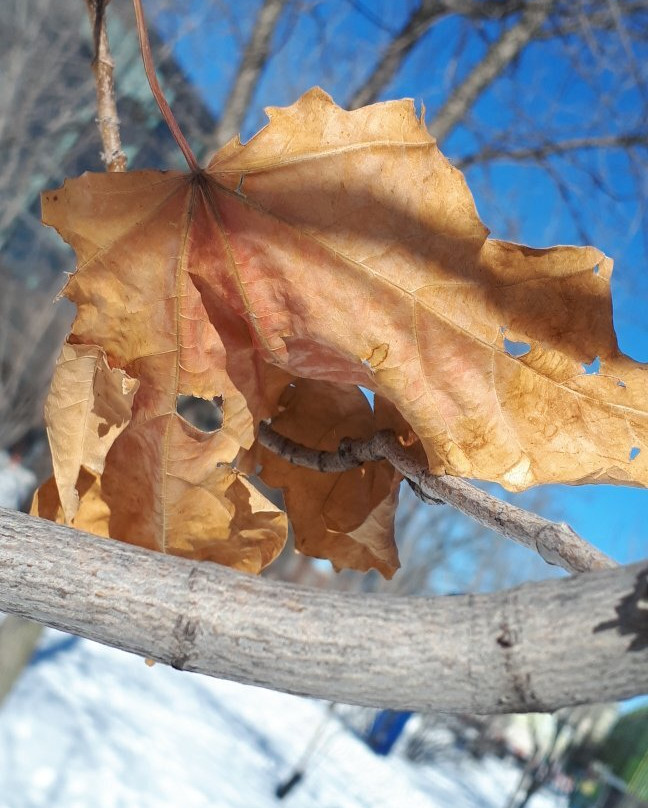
[365,710,413,756]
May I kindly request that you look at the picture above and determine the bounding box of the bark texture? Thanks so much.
[0,507,646,714]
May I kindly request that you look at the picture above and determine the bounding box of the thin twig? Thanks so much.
[457,133,648,170]
[258,423,617,575]
[132,0,199,172]
[83,0,127,173]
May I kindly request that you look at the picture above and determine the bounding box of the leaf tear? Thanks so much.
[582,356,601,375]
[503,336,532,358]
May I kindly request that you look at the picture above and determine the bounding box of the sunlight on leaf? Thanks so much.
[34,88,648,573]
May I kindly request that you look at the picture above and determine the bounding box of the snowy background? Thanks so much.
[0,629,567,808]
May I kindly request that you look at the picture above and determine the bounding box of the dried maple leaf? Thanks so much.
[205,89,648,491]
[34,176,291,571]
[35,88,647,574]
[44,342,138,523]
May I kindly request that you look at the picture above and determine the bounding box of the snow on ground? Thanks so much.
[0,453,35,510]
[0,630,567,808]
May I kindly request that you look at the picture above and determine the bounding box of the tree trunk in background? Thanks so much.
[0,615,42,706]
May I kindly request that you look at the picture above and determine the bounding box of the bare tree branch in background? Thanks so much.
[347,1,449,110]
[457,132,648,169]
[538,1,648,40]
[429,0,555,142]
[453,0,647,252]
[213,0,291,146]
[347,0,525,110]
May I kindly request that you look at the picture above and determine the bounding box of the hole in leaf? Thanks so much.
[176,395,223,431]
[593,264,600,275]
[582,356,600,375]
[503,337,531,358]
[629,446,641,461]
[360,386,375,409]
[617,379,626,388]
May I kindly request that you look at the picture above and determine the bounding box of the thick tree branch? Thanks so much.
[0,508,645,713]
[456,133,648,169]
[429,0,555,143]
[213,0,290,147]
[83,0,127,172]
[258,423,616,574]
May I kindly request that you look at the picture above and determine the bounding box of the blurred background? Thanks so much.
[0,1,646,806]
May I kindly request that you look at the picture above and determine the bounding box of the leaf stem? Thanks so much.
[132,0,200,172]
[258,422,617,575]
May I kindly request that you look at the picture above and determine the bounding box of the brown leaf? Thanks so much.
[259,380,401,577]
[45,342,138,523]
[31,468,111,538]
[36,87,647,573]
[206,89,648,490]
[32,460,286,574]
[37,173,288,570]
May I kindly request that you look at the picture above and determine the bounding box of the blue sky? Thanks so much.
[154,1,647,566]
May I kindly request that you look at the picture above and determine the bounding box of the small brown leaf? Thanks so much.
[45,342,138,523]
[32,461,287,574]
[259,380,401,577]
[31,468,111,537]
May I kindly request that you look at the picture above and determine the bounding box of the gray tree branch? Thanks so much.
[0,507,645,713]
[347,1,446,110]
[258,423,616,575]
